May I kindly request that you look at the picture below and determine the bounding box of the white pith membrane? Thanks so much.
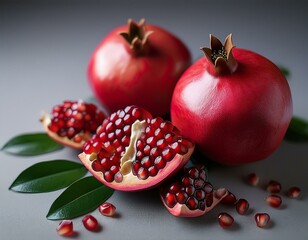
[79,119,195,191]
[40,113,89,149]
[161,187,228,217]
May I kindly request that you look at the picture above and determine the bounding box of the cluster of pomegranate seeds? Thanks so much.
[48,100,105,143]
[83,106,151,182]
[162,165,213,211]
[57,202,117,236]
[57,220,74,236]
[218,212,234,228]
[133,118,193,180]
[82,215,99,231]
[99,202,116,217]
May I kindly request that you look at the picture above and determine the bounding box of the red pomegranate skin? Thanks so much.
[88,21,191,116]
[171,48,292,165]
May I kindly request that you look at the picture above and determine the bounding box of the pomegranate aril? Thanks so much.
[286,186,301,199]
[218,212,234,228]
[266,180,281,193]
[255,213,270,228]
[169,183,181,193]
[154,156,166,169]
[235,198,249,215]
[195,189,206,200]
[92,160,102,171]
[104,171,114,182]
[165,192,177,208]
[266,194,282,208]
[99,202,116,217]
[141,156,152,168]
[176,190,188,204]
[57,220,74,236]
[246,172,259,186]
[221,191,237,205]
[148,165,158,176]
[186,197,198,210]
[188,168,199,179]
[82,215,98,231]
[137,167,149,180]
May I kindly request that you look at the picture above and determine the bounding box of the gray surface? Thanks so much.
[1,1,308,239]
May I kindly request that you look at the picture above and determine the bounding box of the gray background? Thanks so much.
[1,0,308,239]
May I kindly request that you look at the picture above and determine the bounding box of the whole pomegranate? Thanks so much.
[171,34,292,165]
[88,19,191,116]
[79,106,194,191]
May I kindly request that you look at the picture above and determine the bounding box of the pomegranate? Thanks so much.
[160,164,228,217]
[41,100,106,149]
[88,19,191,116]
[171,34,292,164]
[78,106,194,191]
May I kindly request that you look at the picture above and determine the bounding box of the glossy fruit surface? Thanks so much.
[160,164,228,217]
[79,106,194,191]
[171,34,292,164]
[88,19,191,117]
[41,100,106,149]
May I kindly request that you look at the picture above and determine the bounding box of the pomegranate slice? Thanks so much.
[40,100,106,149]
[78,106,194,191]
[160,165,228,217]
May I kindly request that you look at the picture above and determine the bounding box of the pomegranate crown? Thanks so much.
[201,34,238,75]
[119,18,153,55]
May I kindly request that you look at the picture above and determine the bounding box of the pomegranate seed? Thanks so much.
[154,156,166,169]
[265,194,282,208]
[82,215,98,231]
[57,220,74,236]
[255,213,270,228]
[99,202,116,217]
[137,167,149,180]
[176,190,188,204]
[165,192,177,208]
[246,173,259,186]
[169,183,181,194]
[218,212,234,228]
[286,186,301,199]
[266,180,281,193]
[235,198,249,215]
[148,165,158,176]
[186,197,198,210]
[221,191,237,205]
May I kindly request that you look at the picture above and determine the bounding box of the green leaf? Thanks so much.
[285,116,308,142]
[46,176,114,220]
[279,66,290,78]
[1,132,63,156]
[9,160,87,193]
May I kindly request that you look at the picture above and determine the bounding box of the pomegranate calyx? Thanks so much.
[200,34,238,75]
[119,18,153,55]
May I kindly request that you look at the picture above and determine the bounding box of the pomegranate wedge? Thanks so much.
[79,106,194,191]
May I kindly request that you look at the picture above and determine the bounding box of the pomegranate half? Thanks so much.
[78,106,194,191]
[41,100,106,149]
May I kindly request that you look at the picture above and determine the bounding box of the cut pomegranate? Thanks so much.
[41,100,106,149]
[255,213,270,228]
[265,194,282,208]
[82,215,98,231]
[218,212,234,228]
[160,165,228,217]
[79,106,194,191]
[266,180,281,193]
[99,202,116,217]
[56,220,74,236]
[246,173,259,186]
[235,198,249,215]
[221,191,237,205]
[286,186,301,199]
